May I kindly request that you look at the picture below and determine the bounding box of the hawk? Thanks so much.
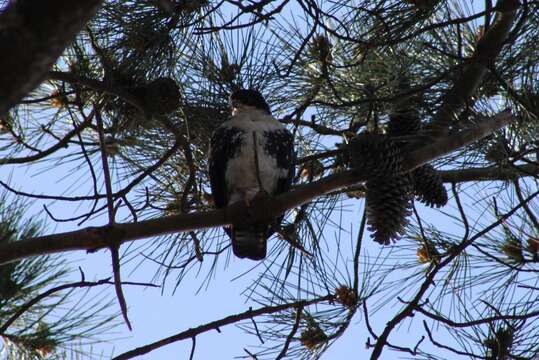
[208,89,295,260]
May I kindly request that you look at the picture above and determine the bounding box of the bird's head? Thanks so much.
[229,89,271,115]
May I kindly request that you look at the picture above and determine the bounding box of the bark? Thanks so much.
[404,109,513,170]
[0,0,103,114]
[424,0,520,138]
[440,163,538,183]
[0,110,518,266]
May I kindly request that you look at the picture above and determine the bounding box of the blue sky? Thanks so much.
[2,1,527,359]
[4,133,467,360]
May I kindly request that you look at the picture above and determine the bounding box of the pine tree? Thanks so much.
[0,0,538,359]
[0,193,118,359]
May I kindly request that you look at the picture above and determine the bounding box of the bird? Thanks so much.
[208,89,295,260]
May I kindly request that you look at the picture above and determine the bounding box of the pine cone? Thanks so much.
[412,164,448,207]
[348,133,403,177]
[0,263,19,299]
[386,80,447,208]
[144,77,180,114]
[387,109,421,137]
[366,174,413,245]
[300,323,327,349]
[484,327,513,360]
[387,78,422,137]
[335,285,358,308]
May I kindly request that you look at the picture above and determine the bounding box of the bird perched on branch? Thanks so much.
[208,89,295,260]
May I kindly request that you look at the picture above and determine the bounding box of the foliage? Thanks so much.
[0,193,118,359]
[0,0,538,359]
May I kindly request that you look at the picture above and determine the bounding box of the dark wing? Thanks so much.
[262,128,295,239]
[264,128,295,195]
[208,125,245,209]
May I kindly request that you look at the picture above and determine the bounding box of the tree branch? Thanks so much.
[0,110,518,266]
[112,295,332,360]
[48,71,145,112]
[424,0,520,137]
[0,171,358,265]
[368,189,539,359]
[275,305,303,360]
[416,304,539,329]
[0,110,94,165]
[0,276,157,334]
[404,109,513,170]
[439,163,539,183]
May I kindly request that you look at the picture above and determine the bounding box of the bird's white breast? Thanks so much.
[223,109,289,205]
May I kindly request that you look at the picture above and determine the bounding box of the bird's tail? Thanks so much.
[231,224,268,261]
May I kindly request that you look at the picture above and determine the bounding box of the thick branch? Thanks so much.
[0,0,103,114]
[424,0,519,137]
[48,71,144,112]
[415,304,539,329]
[0,111,516,265]
[332,162,538,197]
[404,109,513,170]
[440,163,539,183]
[0,171,359,265]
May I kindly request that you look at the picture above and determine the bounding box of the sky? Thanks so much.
[1,1,521,360]
[2,110,466,360]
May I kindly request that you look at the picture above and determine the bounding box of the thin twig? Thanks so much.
[189,231,204,262]
[513,179,539,229]
[369,189,539,360]
[0,108,94,165]
[72,106,101,225]
[189,337,196,360]
[250,316,264,344]
[452,183,470,241]
[275,226,314,257]
[275,305,303,360]
[243,348,259,359]
[0,277,157,334]
[95,105,131,331]
[353,208,367,293]
[422,321,483,358]
[111,246,132,331]
[95,106,115,225]
[363,301,378,340]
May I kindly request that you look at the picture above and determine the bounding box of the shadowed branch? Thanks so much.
[0,110,518,266]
